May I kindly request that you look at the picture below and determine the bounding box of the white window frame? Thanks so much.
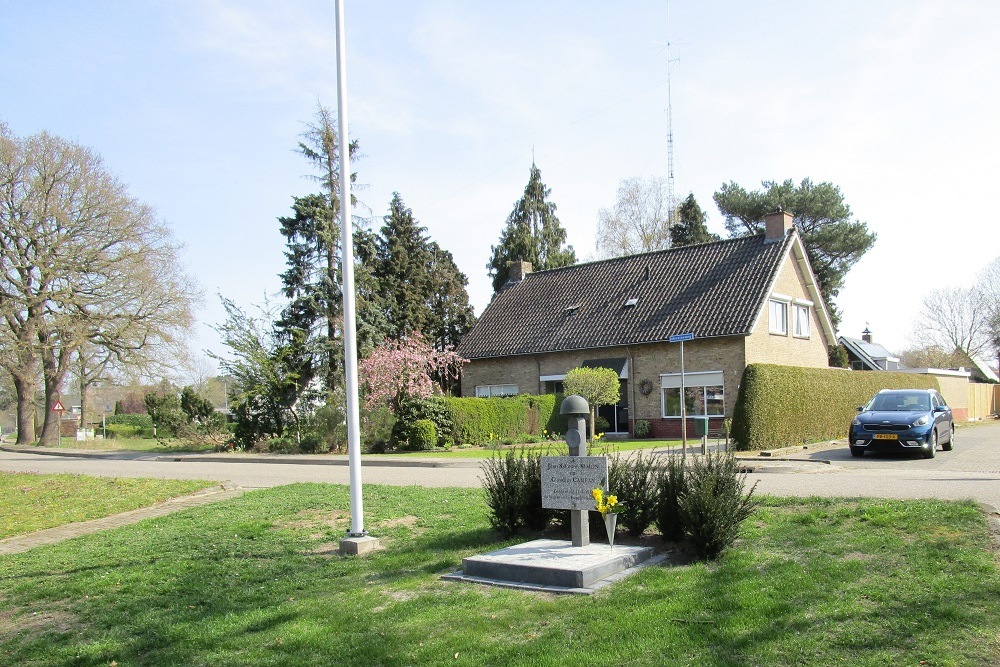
[659,371,725,418]
[793,301,811,338]
[475,384,519,398]
[769,298,788,335]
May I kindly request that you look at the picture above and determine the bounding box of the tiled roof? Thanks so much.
[457,233,791,360]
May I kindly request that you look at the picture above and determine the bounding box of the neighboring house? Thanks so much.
[457,211,838,437]
[839,328,900,371]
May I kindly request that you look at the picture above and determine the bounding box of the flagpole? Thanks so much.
[336,0,377,555]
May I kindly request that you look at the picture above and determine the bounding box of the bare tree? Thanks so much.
[912,288,990,360]
[0,124,199,445]
[595,177,672,259]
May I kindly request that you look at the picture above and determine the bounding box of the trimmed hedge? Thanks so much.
[105,414,154,430]
[445,394,568,445]
[731,364,940,451]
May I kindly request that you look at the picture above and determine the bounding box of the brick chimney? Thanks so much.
[763,210,794,243]
[506,260,532,283]
[862,327,872,344]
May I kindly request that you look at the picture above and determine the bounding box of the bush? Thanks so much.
[609,451,658,537]
[677,452,759,560]
[408,419,437,451]
[392,396,453,448]
[105,414,154,430]
[104,423,142,439]
[634,419,651,438]
[654,455,688,541]
[481,448,553,535]
[731,364,940,450]
[446,394,567,445]
[362,405,396,453]
[593,416,610,435]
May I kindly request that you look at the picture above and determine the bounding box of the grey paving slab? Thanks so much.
[448,538,656,593]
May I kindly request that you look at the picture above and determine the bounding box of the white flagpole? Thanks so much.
[335,0,368,543]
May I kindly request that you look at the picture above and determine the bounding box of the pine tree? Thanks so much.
[377,193,433,339]
[375,194,475,350]
[670,193,720,247]
[487,163,576,293]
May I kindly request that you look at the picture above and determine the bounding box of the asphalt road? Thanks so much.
[1,421,999,506]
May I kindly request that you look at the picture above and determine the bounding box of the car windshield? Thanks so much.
[867,393,931,412]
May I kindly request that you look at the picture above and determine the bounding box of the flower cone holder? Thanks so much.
[603,513,617,552]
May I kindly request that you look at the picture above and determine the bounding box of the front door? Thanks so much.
[596,380,629,433]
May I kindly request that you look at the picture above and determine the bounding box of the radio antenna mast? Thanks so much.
[665,0,679,226]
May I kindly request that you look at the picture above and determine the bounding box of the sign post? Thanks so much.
[668,333,694,459]
[52,400,65,448]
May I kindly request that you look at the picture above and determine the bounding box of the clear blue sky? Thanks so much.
[3,1,998,374]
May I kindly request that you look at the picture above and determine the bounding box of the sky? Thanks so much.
[3,0,998,376]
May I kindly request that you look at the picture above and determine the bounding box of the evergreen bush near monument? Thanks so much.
[731,364,941,451]
[446,394,565,445]
[633,419,651,438]
[481,448,552,535]
[610,451,658,537]
[677,452,760,560]
[654,455,688,541]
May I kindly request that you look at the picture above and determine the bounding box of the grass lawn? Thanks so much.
[0,473,216,539]
[1,484,998,666]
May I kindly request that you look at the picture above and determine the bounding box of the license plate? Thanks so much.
[874,433,898,440]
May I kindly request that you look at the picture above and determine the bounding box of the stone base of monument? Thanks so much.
[443,539,662,594]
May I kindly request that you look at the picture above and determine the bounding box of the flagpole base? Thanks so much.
[339,534,380,556]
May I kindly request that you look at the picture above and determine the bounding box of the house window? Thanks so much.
[475,384,519,398]
[793,303,811,338]
[769,299,788,335]
[660,371,725,418]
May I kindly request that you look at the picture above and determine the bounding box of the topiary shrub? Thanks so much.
[654,455,687,541]
[480,448,553,535]
[677,452,759,560]
[407,419,437,451]
[105,413,154,430]
[634,419,651,438]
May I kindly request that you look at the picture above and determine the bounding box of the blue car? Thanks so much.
[849,388,954,459]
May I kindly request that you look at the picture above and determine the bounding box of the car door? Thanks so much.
[933,391,952,438]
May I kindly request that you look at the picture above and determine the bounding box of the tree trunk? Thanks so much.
[38,337,72,447]
[79,373,89,437]
[12,374,37,445]
[589,405,596,444]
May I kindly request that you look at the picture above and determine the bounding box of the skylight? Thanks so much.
[563,303,582,314]
[624,298,638,308]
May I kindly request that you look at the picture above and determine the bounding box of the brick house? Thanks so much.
[456,211,837,437]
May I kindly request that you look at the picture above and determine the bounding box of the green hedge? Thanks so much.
[731,364,940,451]
[105,414,154,430]
[445,394,568,445]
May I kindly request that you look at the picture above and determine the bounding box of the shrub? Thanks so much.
[677,452,759,560]
[634,419,651,438]
[654,455,688,541]
[105,414,154,430]
[446,394,567,446]
[362,405,396,453]
[593,416,611,435]
[104,423,142,439]
[408,419,437,451]
[392,396,453,448]
[731,364,940,450]
[609,451,658,537]
[480,448,553,535]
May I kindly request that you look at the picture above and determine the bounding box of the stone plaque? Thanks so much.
[541,456,609,511]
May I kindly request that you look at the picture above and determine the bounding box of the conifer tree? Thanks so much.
[487,163,576,293]
[669,193,720,247]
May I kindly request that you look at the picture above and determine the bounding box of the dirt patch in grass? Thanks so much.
[378,515,420,530]
[0,608,82,642]
[273,509,349,535]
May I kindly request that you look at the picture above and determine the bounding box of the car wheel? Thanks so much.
[923,429,937,459]
[942,426,954,451]
[850,446,864,458]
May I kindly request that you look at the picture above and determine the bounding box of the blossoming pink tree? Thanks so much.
[358,334,466,415]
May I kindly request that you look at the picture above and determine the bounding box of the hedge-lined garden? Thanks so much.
[731,364,940,450]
